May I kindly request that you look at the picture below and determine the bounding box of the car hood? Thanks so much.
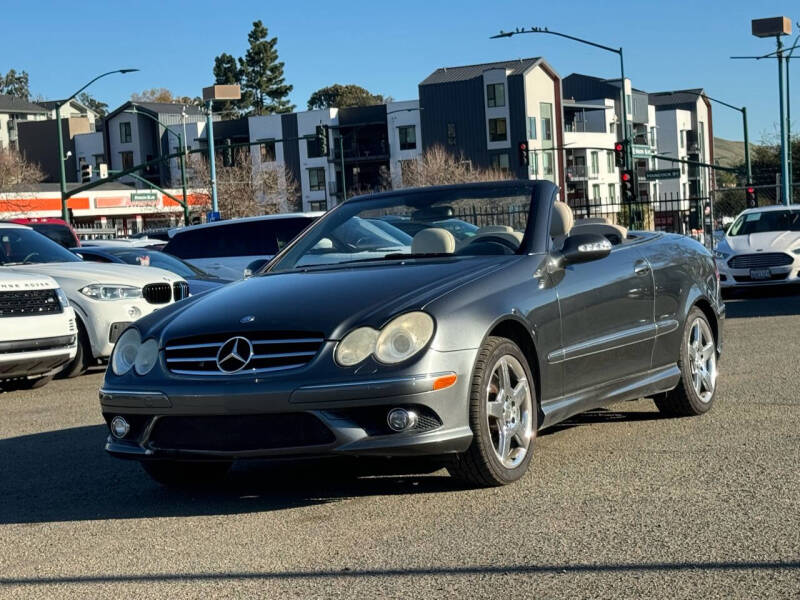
[4,262,184,293]
[154,256,508,343]
[724,230,800,253]
[0,269,59,290]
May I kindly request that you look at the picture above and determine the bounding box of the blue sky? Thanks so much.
[2,0,798,141]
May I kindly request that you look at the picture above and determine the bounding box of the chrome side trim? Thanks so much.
[546,323,657,364]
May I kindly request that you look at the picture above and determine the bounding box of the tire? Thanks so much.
[141,460,232,488]
[58,320,91,379]
[655,307,718,417]
[447,336,536,487]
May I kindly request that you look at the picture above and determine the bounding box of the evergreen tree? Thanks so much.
[1,69,31,99]
[213,52,248,118]
[240,21,294,115]
[77,92,108,117]
[307,84,386,110]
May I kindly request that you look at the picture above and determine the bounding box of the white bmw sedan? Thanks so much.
[714,205,800,288]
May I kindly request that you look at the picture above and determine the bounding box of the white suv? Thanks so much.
[0,223,188,376]
[0,271,77,389]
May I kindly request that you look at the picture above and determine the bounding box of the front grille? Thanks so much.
[0,289,62,318]
[143,283,171,304]
[728,252,794,269]
[164,330,324,375]
[148,413,335,452]
[173,281,190,301]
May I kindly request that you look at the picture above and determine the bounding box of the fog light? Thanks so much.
[128,306,142,319]
[387,408,418,432]
[110,416,130,439]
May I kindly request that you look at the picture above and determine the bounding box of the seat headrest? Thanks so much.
[477,225,514,234]
[550,202,574,237]
[570,222,628,245]
[411,228,456,254]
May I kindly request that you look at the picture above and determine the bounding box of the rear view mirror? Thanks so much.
[561,233,612,265]
[243,258,270,278]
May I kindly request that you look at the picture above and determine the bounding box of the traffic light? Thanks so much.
[316,126,328,156]
[80,163,92,183]
[746,186,757,208]
[518,141,529,166]
[614,140,627,167]
[99,163,108,179]
[621,170,636,202]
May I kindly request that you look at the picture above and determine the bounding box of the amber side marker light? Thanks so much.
[433,374,458,390]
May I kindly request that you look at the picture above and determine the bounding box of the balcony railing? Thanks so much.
[566,165,599,180]
[333,141,389,161]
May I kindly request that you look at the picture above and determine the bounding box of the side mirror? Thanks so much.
[243,258,269,278]
[560,233,612,265]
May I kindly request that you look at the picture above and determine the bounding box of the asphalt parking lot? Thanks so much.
[1,290,799,599]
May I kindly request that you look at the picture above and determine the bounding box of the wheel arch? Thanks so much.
[484,316,542,409]
[691,296,719,346]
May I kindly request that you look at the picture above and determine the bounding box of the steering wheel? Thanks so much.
[21,252,40,263]
[467,235,520,252]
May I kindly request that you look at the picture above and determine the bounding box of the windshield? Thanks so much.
[0,227,82,265]
[106,248,209,278]
[728,210,800,236]
[269,185,532,272]
[29,223,77,249]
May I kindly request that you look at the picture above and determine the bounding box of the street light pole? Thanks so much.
[777,36,791,205]
[491,27,630,170]
[55,69,139,223]
[206,100,219,214]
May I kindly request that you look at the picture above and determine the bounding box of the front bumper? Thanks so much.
[78,299,171,360]
[0,335,77,379]
[717,257,800,288]
[100,349,477,461]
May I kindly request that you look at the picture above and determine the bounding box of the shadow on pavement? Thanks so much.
[723,286,800,318]
[0,424,465,526]
[541,406,667,436]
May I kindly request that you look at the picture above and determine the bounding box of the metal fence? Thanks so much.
[451,204,529,231]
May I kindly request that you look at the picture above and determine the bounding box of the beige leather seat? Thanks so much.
[411,228,456,254]
[550,201,574,250]
[477,225,514,234]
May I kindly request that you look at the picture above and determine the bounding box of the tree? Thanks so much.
[307,84,386,110]
[78,92,108,118]
[397,145,513,188]
[131,88,202,106]
[1,69,30,99]
[0,150,46,214]
[212,52,247,118]
[186,150,300,217]
[240,20,294,115]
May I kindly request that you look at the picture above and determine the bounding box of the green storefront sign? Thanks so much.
[130,191,159,204]
[644,169,680,181]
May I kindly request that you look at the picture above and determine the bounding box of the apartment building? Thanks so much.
[37,99,99,131]
[248,101,422,211]
[0,94,47,151]
[418,58,564,193]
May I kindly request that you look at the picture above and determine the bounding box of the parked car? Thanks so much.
[80,238,167,250]
[4,217,80,248]
[100,181,724,488]
[0,271,77,389]
[162,213,322,280]
[714,205,800,288]
[72,246,229,296]
[131,228,171,242]
[0,223,189,377]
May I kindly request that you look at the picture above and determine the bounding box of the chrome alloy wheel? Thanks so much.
[688,317,717,403]
[486,354,533,468]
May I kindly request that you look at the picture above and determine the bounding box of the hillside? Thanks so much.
[713,137,750,168]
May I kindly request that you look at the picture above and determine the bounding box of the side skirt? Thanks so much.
[539,363,680,429]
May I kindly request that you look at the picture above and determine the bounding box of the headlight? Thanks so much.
[55,288,70,308]
[335,312,435,367]
[134,338,159,375]
[793,247,800,255]
[336,327,379,366]
[375,312,435,364]
[111,328,141,376]
[80,284,142,301]
[712,249,730,259]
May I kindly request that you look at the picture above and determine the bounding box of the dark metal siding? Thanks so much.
[419,79,489,169]
[338,105,387,126]
[281,113,300,184]
[562,75,618,102]
[506,74,527,179]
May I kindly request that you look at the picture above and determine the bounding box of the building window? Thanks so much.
[606,150,614,172]
[609,121,615,134]
[626,94,632,114]
[119,122,132,143]
[542,151,553,176]
[680,130,685,148]
[683,182,688,198]
[398,125,416,150]
[540,103,553,141]
[608,183,616,202]
[308,200,327,211]
[488,118,507,142]
[486,83,505,108]
[120,151,133,169]
[592,184,601,201]
[308,167,325,191]
[590,151,599,175]
[447,123,456,145]
[649,126,656,147]
[260,140,276,162]
[530,152,538,177]
[490,153,510,172]
[527,117,537,140]
[307,137,324,158]
[93,154,104,169]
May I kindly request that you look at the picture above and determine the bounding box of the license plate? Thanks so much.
[750,268,771,280]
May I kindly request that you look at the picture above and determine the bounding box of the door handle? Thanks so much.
[634,261,651,276]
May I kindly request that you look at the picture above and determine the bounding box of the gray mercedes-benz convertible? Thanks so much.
[101,180,724,487]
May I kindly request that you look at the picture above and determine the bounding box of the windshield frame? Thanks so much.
[0,226,82,265]
[265,180,556,273]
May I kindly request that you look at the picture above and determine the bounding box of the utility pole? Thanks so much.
[201,85,241,218]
